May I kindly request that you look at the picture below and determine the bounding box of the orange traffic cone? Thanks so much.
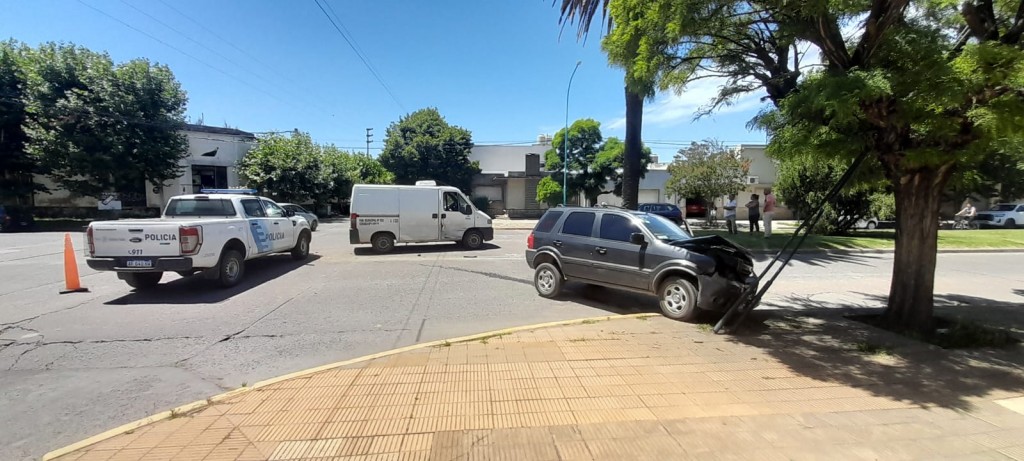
[60,232,89,294]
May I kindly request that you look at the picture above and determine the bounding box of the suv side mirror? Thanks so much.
[629,232,646,245]
[285,209,295,217]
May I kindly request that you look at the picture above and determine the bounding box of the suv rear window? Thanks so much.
[561,211,596,237]
[535,211,563,233]
[165,199,236,217]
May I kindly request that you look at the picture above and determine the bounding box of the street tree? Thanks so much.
[22,42,188,199]
[322,147,394,208]
[0,40,43,204]
[774,155,881,235]
[378,108,480,193]
[536,176,564,207]
[595,0,1024,334]
[543,119,651,205]
[556,0,648,210]
[239,131,328,203]
[665,140,750,223]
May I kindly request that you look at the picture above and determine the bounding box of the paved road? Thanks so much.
[1,224,1021,460]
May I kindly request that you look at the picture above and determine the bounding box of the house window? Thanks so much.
[192,165,228,193]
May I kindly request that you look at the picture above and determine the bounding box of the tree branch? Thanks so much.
[852,0,912,67]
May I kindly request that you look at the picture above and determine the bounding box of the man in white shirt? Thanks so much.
[724,194,738,234]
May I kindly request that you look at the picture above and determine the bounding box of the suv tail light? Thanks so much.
[179,225,203,256]
[527,232,535,249]
[350,213,359,230]
[86,226,95,257]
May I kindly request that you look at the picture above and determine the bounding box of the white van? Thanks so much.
[349,181,494,253]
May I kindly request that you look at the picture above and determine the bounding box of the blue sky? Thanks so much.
[2,0,771,160]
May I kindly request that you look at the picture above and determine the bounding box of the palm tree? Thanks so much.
[555,0,645,210]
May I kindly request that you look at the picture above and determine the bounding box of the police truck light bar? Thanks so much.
[198,188,258,195]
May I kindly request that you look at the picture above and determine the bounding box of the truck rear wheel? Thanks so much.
[372,233,395,253]
[124,272,162,290]
[218,249,245,288]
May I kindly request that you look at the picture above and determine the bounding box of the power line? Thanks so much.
[312,0,405,112]
[319,0,402,110]
[75,0,317,118]
[144,0,338,117]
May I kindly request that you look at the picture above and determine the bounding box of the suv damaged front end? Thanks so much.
[669,235,758,311]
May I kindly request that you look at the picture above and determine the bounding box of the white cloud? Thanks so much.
[602,75,766,130]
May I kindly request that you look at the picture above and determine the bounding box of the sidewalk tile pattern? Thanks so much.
[55,315,1024,460]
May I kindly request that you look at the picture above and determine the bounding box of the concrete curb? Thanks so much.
[41,313,659,461]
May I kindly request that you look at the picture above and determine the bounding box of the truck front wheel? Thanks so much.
[292,230,311,260]
[218,250,245,288]
[124,272,162,290]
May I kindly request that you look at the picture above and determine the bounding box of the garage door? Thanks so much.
[638,189,661,203]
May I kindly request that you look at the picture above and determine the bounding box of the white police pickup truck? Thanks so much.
[86,189,312,290]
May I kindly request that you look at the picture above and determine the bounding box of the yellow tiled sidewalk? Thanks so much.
[51,315,1024,461]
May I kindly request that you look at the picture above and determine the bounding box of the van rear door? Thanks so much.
[399,188,441,242]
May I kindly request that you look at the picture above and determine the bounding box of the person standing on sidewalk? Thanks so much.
[724,194,738,234]
[763,188,777,238]
[745,194,760,234]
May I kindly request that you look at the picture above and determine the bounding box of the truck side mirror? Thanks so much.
[629,232,645,245]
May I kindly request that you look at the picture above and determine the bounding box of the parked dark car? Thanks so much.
[684,198,708,218]
[525,206,757,321]
[0,205,35,232]
[638,203,683,224]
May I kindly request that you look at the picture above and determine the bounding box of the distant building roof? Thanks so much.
[182,124,256,138]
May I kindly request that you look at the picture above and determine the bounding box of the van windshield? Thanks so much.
[165,199,237,217]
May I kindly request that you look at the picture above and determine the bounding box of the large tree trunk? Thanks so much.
[621,88,644,210]
[881,164,955,335]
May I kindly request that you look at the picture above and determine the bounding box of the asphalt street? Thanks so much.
[1,223,1022,460]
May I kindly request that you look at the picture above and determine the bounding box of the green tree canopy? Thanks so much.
[379,108,480,193]
[21,42,188,199]
[239,132,328,203]
[665,139,750,222]
[601,0,1024,333]
[0,40,42,204]
[544,119,651,205]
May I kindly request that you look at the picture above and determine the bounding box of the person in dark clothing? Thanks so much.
[746,194,761,234]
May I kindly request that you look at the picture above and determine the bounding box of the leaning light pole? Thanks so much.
[563,60,581,207]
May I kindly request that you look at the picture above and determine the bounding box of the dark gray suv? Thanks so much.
[525,206,757,321]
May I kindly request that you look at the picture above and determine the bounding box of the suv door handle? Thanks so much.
[552,240,563,247]
[250,222,259,226]
[595,247,607,255]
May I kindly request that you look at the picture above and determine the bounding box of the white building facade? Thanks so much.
[32,124,255,215]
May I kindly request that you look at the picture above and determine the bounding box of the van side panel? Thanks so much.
[351,187,400,243]
[398,188,441,242]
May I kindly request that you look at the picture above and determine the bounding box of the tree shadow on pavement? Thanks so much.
[104,254,322,305]
[751,251,882,268]
[726,294,1024,411]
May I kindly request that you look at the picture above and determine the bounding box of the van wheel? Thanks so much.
[462,230,484,250]
[372,233,395,253]
[291,230,311,260]
[218,250,245,288]
[534,263,563,298]
[124,272,162,290]
[659,277,699,321]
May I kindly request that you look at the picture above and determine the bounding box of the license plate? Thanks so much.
[125,259,153,268]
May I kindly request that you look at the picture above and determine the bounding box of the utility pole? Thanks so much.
[365,128,373,156]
